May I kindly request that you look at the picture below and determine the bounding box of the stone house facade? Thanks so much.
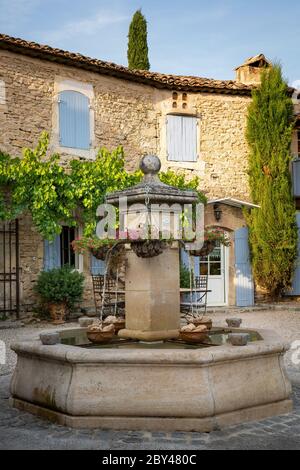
[0,35,299,315]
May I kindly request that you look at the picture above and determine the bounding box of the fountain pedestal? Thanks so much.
[119,246,180,341]
[106,154,199,342]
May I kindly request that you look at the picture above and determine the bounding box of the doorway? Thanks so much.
[198,241,229,306]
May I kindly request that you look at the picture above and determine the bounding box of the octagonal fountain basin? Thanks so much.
[10,326,292,432]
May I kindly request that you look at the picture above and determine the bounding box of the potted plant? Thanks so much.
[103,315,126,333]
[86,322,115,344]
[179,323,209,343]
[34,266,85,324]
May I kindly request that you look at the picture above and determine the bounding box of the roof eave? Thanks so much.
[0,36,252,96]
[208,198,260,209]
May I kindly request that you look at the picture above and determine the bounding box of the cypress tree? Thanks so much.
[127,9,150,70]
[246,64,298,298]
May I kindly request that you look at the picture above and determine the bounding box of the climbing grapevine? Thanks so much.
[0,133,205,239]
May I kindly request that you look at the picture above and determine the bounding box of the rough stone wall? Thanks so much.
[0,49,253,311]
[156,89,251,200]
[18,213,43,312]
[0,49,251,197]
[236,65,264,85]
[195,93,251,199]
[0,50,158,167]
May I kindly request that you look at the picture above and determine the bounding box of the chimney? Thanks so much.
[235,54,271,85]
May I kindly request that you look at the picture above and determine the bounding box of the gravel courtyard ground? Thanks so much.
[0,309,300,450]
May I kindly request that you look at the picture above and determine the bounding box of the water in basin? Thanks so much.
[69,329,262,349]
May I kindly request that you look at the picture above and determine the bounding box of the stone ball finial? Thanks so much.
[140,155,161,175]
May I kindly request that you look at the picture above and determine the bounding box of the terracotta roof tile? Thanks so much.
[0,33,253,95]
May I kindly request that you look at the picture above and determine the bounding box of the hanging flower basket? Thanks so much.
[90,245,113,261]
[185,227,231,257]
[72,237,126,274]
[189,240,217,257]
[131,240,168,258]
[93,244,126,275]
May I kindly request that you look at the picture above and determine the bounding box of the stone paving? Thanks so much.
[0,310,300,450]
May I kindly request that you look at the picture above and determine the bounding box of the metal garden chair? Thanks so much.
[180,274,209,315]
[92,274,125,318]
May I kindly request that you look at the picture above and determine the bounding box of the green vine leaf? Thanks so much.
[0,134,206,239]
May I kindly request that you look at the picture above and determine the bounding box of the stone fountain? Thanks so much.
[9,156,293,432]
[106,154,198,342]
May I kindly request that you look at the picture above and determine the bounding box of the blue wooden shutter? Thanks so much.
[59,90,90,150]
[292,160,300,197]
[167,115,197,162]
[167,115,182,162]
[44,236,61,271]
[235,227,254,307]
[182,116,197,162]
[90,256,106,275]
[289,213,300,295]
[181,248,199,274]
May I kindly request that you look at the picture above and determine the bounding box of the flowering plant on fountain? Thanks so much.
[126,225,175,258]
[205,227,230,246]
[187,227,231,257]
[71,236,114,259]
[71,233,126,275]
[72,224,176,262]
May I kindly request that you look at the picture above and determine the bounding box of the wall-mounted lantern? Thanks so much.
[213,204,222,222]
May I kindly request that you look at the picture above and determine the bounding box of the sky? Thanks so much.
[0,0,299,87]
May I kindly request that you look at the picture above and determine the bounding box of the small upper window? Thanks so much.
[58,90,90,150]
[166,115,198,162]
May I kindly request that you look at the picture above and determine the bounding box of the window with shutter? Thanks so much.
[167,115,198,162]
[59,90,90,150]
[44,236,61,271]
[44,227,79,271]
